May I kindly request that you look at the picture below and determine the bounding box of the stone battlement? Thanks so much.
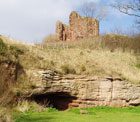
[56,11,99,41]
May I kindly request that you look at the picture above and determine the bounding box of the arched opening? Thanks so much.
[31,92,77,111]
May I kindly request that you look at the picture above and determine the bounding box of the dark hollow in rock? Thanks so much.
[30,92,77,111]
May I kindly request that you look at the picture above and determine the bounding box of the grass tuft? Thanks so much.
[61,64,76,74]
[0,38,7,56]
[10,45,24,57]
[46,108,58,112]
[15,101,45,113]
[0,107,13,122]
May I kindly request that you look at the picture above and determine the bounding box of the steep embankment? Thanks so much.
[0,36,25,105]
[0,35,140,109]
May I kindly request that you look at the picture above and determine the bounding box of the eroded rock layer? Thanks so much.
[25,70,140,109]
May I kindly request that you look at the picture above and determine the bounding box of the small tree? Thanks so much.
[78,2,107,21]
[112,0,140,30]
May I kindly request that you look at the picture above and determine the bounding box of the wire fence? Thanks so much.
[39,43,70,50]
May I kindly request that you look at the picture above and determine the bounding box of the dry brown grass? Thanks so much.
[0,63,16,106]
[1,34,140,84]
[0,107,13,122]
[100,34,140,53]
[41,34,140,53]
[0,35,34,46]
[42,34,58,47]
[17,46,140,83]
[15,100,45,113]
[0,37,27,107]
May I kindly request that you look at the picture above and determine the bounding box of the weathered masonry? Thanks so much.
[56,11,99,41]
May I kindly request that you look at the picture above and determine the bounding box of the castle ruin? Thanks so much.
[56,11,99,41]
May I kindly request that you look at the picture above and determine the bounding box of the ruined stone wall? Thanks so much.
[56,11,99,41]
[25,70,140,108]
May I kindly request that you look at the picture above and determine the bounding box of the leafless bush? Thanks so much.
[112,0,140,30]
[78,2,108,21]
[16,100,45,113]
[101,34,140,53]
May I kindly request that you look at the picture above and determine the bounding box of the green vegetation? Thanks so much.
[10,45,24,57]
[0,38,7,55]
[14,106,140,122]
[136,64,140,69]
[0,37,24,62]
[80,64,86,72]
[61,64,76,74]
[68,106,140,113]
[30,83,37,89]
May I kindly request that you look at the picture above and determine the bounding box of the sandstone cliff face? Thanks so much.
[56,11,99,41]
[25,70,140,109]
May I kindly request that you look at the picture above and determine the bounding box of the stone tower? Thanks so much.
[56,11,99,41]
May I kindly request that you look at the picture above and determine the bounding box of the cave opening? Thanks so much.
[31,92,77,111]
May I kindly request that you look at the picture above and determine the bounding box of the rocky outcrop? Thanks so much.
[25,70,140,109]
[56,11,99,41]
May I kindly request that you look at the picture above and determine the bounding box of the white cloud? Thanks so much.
[0,0,75,42]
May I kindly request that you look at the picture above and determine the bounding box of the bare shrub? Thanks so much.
[78,2,108,21]
[112,0,140,30]
[61,64,76,74]
[16,100,45,113]
[100,34,140,53]
[63,34,140,54]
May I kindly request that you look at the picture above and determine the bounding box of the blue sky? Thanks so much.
[0,0,137,43]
